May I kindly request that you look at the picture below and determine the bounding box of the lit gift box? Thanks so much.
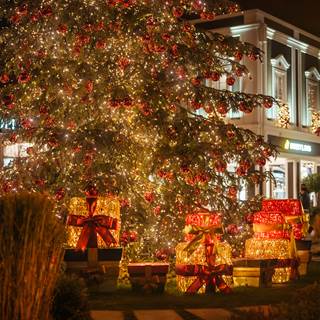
[245,211,297,283]
[262,199,309,240]
[64,192,122,292]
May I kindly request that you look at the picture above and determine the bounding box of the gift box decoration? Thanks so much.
[127,263,169,293]
[232,259,277,288]
[64,247,123,292]
[245,210,298,283]
[66,195,120,249]
[175,241,233,294]
[262,199,309,240]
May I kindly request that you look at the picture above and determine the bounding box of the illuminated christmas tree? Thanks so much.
[0,0,276,256]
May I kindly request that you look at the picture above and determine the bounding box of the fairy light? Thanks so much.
[0,0,277,257]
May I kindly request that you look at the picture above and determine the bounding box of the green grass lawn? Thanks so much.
[89,261,320,311]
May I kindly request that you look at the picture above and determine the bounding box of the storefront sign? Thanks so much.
[268,135,320,156]
[284,140,312,153]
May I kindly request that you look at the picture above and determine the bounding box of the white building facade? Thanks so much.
[193,9,320,202]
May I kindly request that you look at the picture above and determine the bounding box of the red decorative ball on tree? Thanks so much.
[55,188,65,201]
[215,160,227,173]
[226,76,235,86]
[18,71,31,84]
[0,74,9,84]
[228,186,238,198]
[216,101,228,115]
[256,157,266,166]
[172,7,183,18]
[144,191,155,203]
[263,98,273,109]
[211,72,220,81]
[234,51,243,61]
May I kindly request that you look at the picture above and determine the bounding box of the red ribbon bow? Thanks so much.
[67,196,117,251]
[175,263,233,294]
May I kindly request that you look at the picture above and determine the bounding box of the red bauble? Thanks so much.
[39,105,48,115]
[236,166,247,176]
[263,98,273,109]
[215,160,227,173]
[211,72,220,81]
[234,51,243,61]
[248,52,257,61]
[35,179,45,187]
[217,101,228,115]
[118,57,130,70]
[228,186,238,198]
[191,100,202,110]
[262,148,272,158]
[21,118,32,129]
[9,133,17,143]
[161,33,171,41]
[192,0,204,11]
[18,71,31,84]
[26,147,34,155]
[55,188,65,201]
[191,77,201,86]
[172,7,184,18]
[226,129,235,138]
[239,101,253,114]
[240,159,251,170]
[0,74,9,84]
[226,224,239,235]
[41,5,53,17]
[57,24,68,34]
[154,205,161,215]
[144,191,155,203]
[85,80,94,93]
[3,181,13,193]
[256,157,266,166]
[226,76,235,86]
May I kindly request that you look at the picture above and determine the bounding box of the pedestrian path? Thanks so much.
[91,306,270,320]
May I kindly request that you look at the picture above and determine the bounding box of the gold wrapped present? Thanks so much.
[175,241,232,293]
[245,238,294,283]
[233,259,277,288]
[66,196,121,248]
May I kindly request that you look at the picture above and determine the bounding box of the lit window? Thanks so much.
[3,143,33,167]
[268,55,290,120]
[303,67,320,127]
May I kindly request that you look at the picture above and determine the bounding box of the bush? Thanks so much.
[52,274,92,320]
[0,193,65,320]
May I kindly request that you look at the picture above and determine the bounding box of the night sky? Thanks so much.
[236,0,320,37]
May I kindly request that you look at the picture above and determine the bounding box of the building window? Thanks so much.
[3,143,32,167]
[268,55,290,120]
[303,67,320,127]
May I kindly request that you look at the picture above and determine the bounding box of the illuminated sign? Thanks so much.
[284,140,312,153]
[0,119,17,130]
[268,135,320,156]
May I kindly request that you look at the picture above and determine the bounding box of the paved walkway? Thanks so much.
[91,306,269,320]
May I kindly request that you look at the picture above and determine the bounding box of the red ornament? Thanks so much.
[226,76,235,86]
[191,100,202,110]
[256,157,266,166]
[216,101,228,115]
[140,102,153,116]
[263,98,273,109]
[9,133,17,143]
[173,7,183,18]
[41,5,53,17]
[239,101,253,114]
[18,71,31,84]
[0,74,9,84]
[215,160,227,173]
[154,205,161,215]
[85,80,94,93]
[144,191,155,203]
[226,224,239,235]
[226,129,235,139]
[315,127,320,136]
[191,77,201,86]
[211,72,220,81]
[39,105,49,115]
[192,0,204,11]
[234,51,243,61]
[248,52,257,61]
[161,33,171,41]
[3,181,13,193]
[236,166,247,177]
[21,118,32,129]
[262,147,272,158]
[57,24,68,34]
[118,57,130,71]
[55,188,65,201]
[228,186,238,198]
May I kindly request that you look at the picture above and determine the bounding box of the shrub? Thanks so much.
[0,193,65,320]
[52,274,92,320]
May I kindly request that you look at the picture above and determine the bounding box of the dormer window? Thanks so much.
[268,55,290,120]
[303,67,320,127]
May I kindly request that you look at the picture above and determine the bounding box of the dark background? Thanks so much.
[236,0,320,37]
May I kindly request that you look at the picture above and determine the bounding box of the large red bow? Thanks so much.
[67,196,117,251]
[175,263,233,294]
